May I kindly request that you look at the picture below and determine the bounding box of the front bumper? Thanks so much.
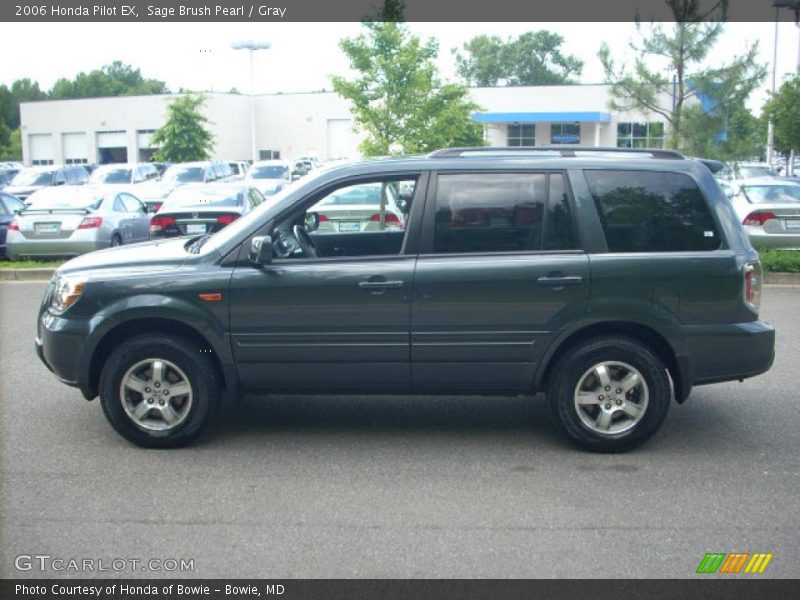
[686,319,775,386]
[36,309,91,395]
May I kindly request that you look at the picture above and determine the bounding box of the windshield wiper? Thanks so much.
[187,234,212,254]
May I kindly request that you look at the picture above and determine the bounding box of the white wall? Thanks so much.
[20,85,671,165]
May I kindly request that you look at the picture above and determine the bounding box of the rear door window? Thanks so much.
[585,170,720,252]
[432,172,577,254]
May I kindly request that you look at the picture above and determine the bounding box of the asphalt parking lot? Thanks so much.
[1,281,799,579]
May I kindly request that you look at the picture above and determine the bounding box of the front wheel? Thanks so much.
[547,336,671,452]
[99,334,220,448]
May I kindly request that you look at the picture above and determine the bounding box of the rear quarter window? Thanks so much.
[585,170,720,253]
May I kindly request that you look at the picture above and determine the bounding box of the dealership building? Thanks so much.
[19,84,670,165]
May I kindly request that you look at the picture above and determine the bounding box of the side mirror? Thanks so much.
[304,212,320,233]
[249,235,273,265]
[55,180,66,186]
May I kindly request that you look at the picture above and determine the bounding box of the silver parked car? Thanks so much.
[4,165,89,203]
[244,160,292,196]
[313,180,411,234]
[6,186,151,259]
[724,177,800,248]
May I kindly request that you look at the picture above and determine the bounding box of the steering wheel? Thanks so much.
[292,224,319,258]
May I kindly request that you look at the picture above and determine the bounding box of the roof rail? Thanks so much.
[428,146,686,160]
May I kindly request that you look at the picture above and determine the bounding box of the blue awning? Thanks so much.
[472,111,612,124]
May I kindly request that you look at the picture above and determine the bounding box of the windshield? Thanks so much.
[162,188,243,209]
[249,166,289,179]
[738,166,779,179]
[89,168,132,184]
[162,166,205,183]
[27,193,104,210]
[742,185,800,204]
[10,170,54,186]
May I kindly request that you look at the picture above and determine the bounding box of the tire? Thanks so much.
[111,234,122,247]
[99,334,220,448]
[547,336,671,453]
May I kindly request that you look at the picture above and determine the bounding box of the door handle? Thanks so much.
[537,275,583,286]
[358,280,404,290]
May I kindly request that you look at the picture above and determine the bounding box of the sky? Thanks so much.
[1,21,798,115]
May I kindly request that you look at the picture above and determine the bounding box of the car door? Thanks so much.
[411,170,590,393]
[120,193,151,241]
[110,194,133,243]
[228,173,428,393]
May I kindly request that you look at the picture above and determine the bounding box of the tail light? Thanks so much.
[77,216,103,229]
[8,219,19,231]
[743,261,762,314]
[742,211,776,226]
[149,216,176,232]
[216,214,239,226]
[318,214,329,222]
[369,213,403,229]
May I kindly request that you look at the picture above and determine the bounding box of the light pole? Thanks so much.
[231,40,272,163]
[773,1,800,175]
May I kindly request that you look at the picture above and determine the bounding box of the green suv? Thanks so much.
[35,147,775,451]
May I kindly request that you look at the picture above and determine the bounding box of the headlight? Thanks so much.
[50,276,86,313]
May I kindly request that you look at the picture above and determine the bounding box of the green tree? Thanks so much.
[1,79,47,130]
[0,127,22,160]
[331,12,483,155]
[762,75,800,155]
[454,31,583,87]
[149,93,214,162]
[49,61,168,100]
[599,0,765,151]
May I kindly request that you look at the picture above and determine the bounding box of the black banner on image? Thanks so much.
[2,0,800,22]
[3,579,800,600]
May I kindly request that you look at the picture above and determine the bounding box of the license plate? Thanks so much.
[785,219,800,231]
[338,221,361,232]
[186,223,206,234]
[35,223,59,234]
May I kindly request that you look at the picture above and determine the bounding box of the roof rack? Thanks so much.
[428,146,686,160]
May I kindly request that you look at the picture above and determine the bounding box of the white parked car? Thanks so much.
[724,177,800,248]
[87,163,160,185]
[244,160,292,196]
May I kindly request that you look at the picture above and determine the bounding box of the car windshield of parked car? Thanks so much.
[742,185,800,204]
[250,166,288,179]
[161,166,205,183]
[317,185,392,206]
[26,193,104,211]
[161,188,242,210]
[88,168,132,184]
[738,166,779,179]
[10,170,54,186]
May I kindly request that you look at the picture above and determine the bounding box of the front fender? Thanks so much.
[77,293,234,399]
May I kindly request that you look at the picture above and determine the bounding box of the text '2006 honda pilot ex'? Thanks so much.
[35,147,775,452]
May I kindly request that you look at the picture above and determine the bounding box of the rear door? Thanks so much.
[411,171,590,393]
[120,193,151,241]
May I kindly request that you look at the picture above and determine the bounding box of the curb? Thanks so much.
[2,269,800,285]
[0,268,56,281]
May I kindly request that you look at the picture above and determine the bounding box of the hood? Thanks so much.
[5,185,44,198]
[135,181,179,200]
[252,179,284,194]
[57,237,192,276]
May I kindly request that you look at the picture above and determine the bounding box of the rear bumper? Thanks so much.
[9,239,108,259]
[745,230,800,249]
[685,319,775,386]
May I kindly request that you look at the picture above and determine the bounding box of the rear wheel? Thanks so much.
[99,334,220,448]
[111,234,122,247]
[547,336,671,452]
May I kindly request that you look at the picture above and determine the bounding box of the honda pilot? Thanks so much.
[35,147,775,451]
